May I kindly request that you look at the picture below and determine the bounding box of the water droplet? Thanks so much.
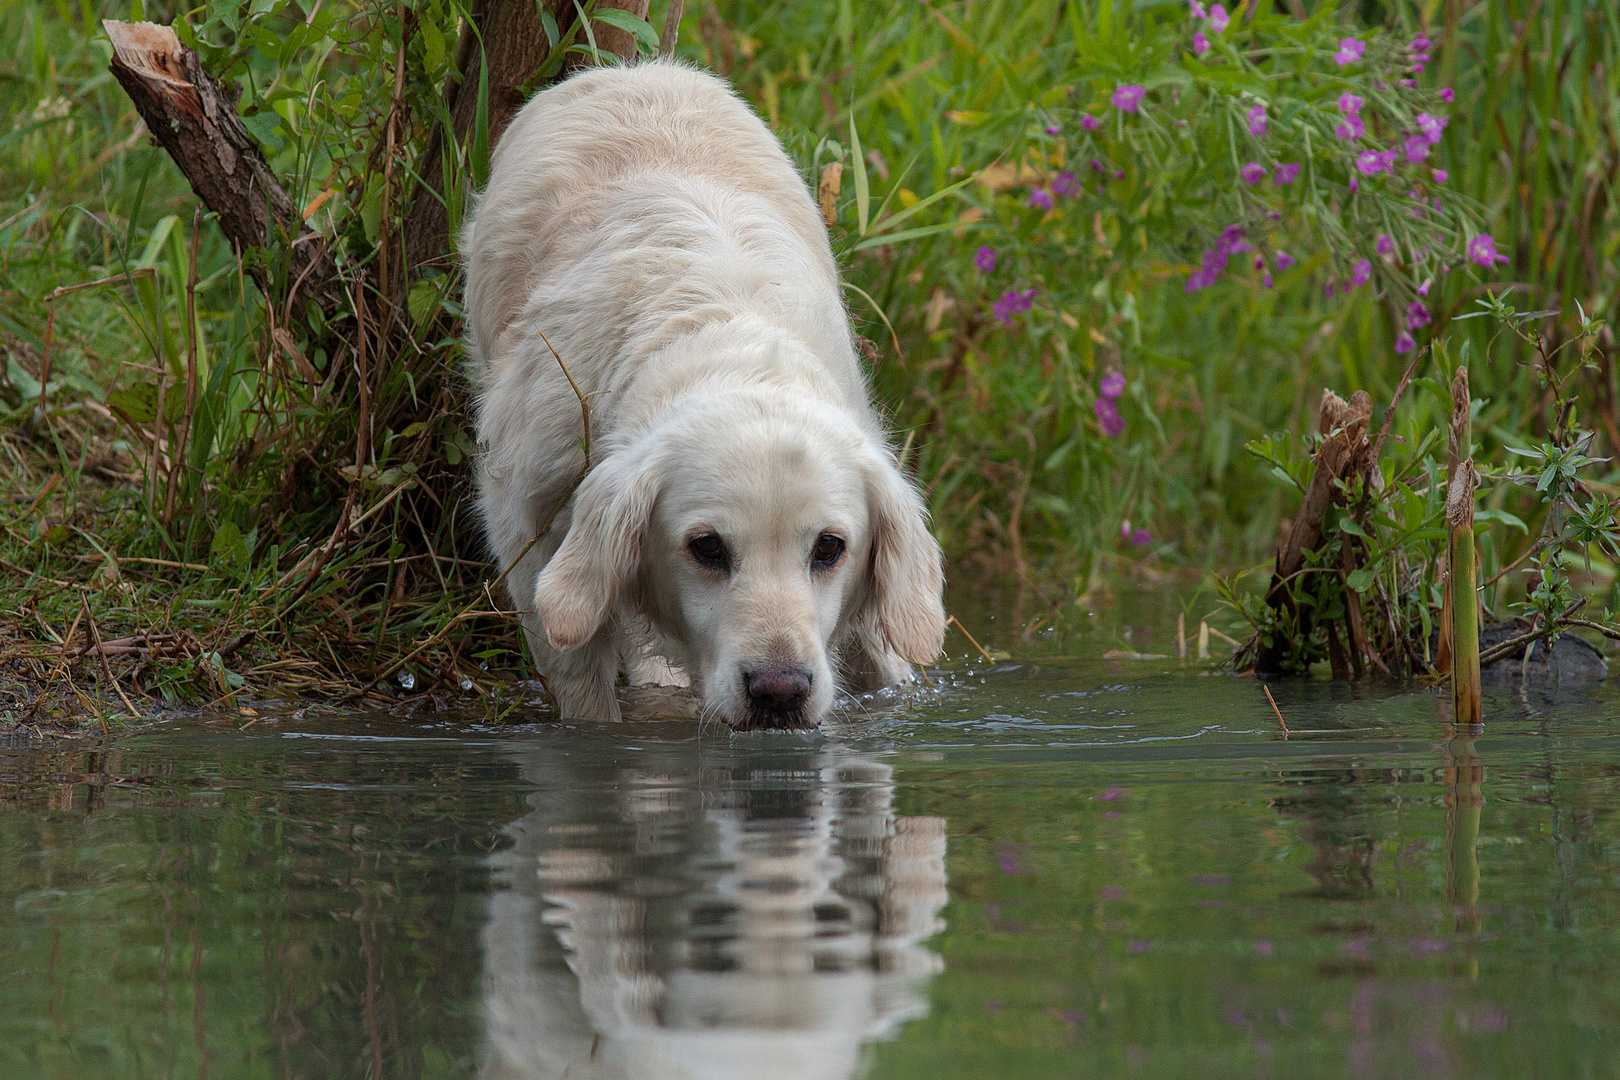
[459,678,473,691]
[397,670,415,690]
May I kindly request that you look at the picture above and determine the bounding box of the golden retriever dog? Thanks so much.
[463,61,945,729]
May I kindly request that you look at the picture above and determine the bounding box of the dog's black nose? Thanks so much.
[744,664,812,713]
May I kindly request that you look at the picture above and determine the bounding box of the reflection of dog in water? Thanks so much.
[481,737,947,1080]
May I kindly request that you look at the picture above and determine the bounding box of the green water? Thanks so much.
[4,604,1619,1079]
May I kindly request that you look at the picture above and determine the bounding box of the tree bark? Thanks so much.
[103,20,339,326]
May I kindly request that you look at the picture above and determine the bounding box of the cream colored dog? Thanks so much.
[463,61,945,729]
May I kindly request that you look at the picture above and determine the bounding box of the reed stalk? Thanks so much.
[1447,367,1481,725]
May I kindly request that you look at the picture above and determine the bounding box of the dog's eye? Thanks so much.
[810,533,845,570]
[688,532,730,572]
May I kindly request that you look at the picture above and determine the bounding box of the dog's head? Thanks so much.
[533,396,944,729]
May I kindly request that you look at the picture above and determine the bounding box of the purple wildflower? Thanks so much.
[1432,168,1449,184]
[1188,0,1208,15]
[1112,84,1147,113]
[1214,225,1248,259]
[1356,149,1386,174]
[974,245,996,274]
[1439,87,1454,103]
[1417,279,1430,296]
[1379,149,1400,171]
[1129,528,1152,547]
[1209,4,1229,32]
[1468,234,1509,267]
[1045,124,1061,135]
[1029,187,1054,211]
[1262,270,1274,289]
[992,288,1037,326]
[1089,158,1105,172]
[1094,397,1125,436]
[1411,36,1432,51]
[1394,331,1416,353]
[1416,112,1449,144]
[1240,162,1266,184]
[1185,270,1214,292]
[1325,281,1336,298]
[1265,209,1281,220]
[1080,114,1100,132]
[1338,93,1364,115]
[1335,114,1366,140]
[1193,31,1210,54]
[1376,234,1394,255]
[1334,37,1365,66]
[1112,169,1125,179]
[1349,177,1360,194]
[1100,372,1127,399]
[1351,258,1372,287]
[1274,250,1296,271]
[1274,162,1300,185]
[1052,171,1079,198]
[1247,104,1267,136]
[1405,135,1430,163]
[1253,254,1265,270]
[1407,301,1431,329]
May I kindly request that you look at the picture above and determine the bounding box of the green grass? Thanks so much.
[0,0,1616,725]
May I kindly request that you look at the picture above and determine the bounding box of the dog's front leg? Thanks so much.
[528,623,623,722]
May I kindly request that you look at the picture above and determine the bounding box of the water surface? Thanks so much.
[3,600,1618,1078]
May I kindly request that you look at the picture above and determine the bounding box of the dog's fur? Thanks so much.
[463,61,945,728]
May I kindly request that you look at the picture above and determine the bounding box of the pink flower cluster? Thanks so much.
[1190,1,1228,54]
[992,288,1036,326]
[1112,84,1146,113]
[1185,224,1251,292]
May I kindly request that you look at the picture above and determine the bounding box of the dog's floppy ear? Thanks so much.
[865,451,947,664]
[533,449,661,651]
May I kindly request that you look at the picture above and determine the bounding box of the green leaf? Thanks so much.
[861,173,975,238]
[210,521,250,565]
[590,7,660,53]
[240,111,284,153]
[420,17,445,69]
[849,220,985,251]
[1475,508,1527,532]
[408,280,441,326]
[1345,568,1376,593]
[540,9,560,47]
[848,108,869,236]
[470,44,492,190]
[108,382,158,424]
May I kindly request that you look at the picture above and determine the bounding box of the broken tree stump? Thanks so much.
[103,20,340,325]
[1255,388,1373,676]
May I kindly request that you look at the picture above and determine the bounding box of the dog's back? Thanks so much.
[463,61,847,392]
